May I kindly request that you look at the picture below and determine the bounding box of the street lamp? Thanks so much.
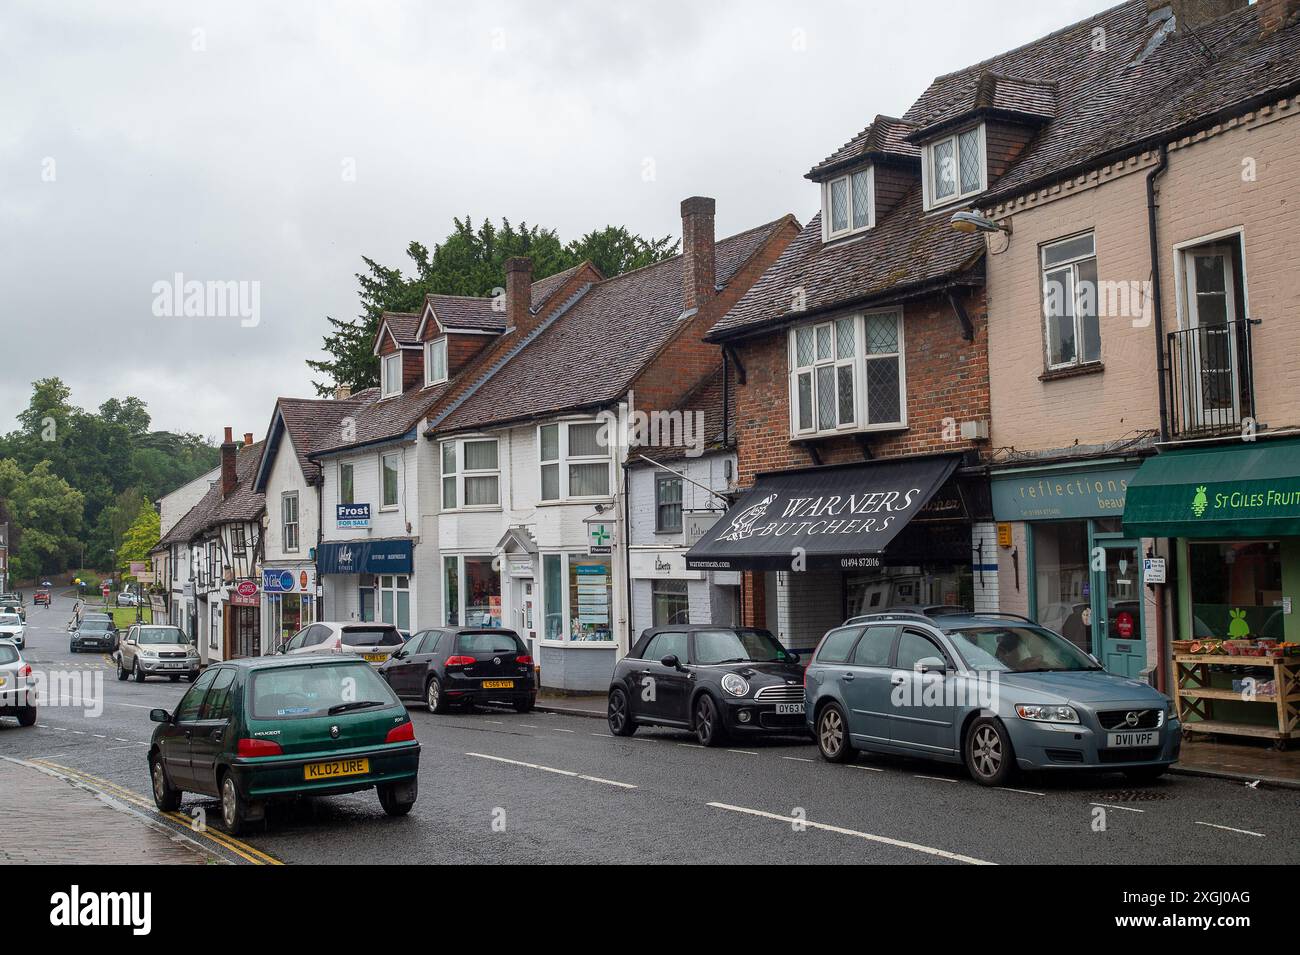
[949,210,1012,235]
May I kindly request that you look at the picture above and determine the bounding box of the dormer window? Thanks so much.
[822,166,874,240]
[921,124,986,210]
[381,352,401,397]
[425,337,448,386]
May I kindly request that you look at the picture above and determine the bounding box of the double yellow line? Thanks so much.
[29,759,282,865]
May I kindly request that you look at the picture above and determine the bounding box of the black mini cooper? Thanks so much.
[606,625,809,746]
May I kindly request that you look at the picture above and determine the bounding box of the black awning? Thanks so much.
[684,455,961,572]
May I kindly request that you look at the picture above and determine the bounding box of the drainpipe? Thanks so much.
[622,460,633,650]
[1145,143,1171,693]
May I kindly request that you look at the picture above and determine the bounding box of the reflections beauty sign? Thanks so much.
[685,456,959,572]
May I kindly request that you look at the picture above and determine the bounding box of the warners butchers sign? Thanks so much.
[685,456,959,572]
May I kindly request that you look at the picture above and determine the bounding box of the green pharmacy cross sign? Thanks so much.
[586,518,614,555]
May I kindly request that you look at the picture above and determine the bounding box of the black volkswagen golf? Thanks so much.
[607,625,809,746]
[379,627,537,714]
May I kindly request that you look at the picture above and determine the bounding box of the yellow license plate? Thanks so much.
[0,676,6,687]
[303,757,370,781]
[363,653,387,663]
[482,679,515,689]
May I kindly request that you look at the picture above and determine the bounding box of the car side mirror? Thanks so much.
[916,656,948,674]
[786,651,800,663]
[392,649,406,660]
[149,708,172,724]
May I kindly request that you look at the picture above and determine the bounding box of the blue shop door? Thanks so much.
[1093,542,1145,677]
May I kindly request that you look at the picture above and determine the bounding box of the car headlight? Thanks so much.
[1014,703,1079,723]
[720,673,750,698]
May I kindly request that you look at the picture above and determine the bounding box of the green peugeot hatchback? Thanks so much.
[148,655,420,834]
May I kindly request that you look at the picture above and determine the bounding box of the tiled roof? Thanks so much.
[633,364,734,464]
[807,115,921,180]
[425,295,504,333]
[271,395,369,483]
[708,187,983,340]
[528,263,590,315]
[907,1,1300,204]
[377,311,420,348]
[434,219,792,433]
[311,383,452,456]
[159,442,266,545]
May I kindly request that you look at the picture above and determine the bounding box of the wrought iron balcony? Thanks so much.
[1165,319,1259,438]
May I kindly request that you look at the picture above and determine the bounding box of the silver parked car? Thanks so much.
[0,640,37,726]
[0,612,26,649]
[279,621,404,667]
[116,624,201,683]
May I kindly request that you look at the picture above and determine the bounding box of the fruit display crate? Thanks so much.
[1173,654,1300,749]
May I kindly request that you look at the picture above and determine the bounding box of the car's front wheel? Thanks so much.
[816,703,853,763]
[694,694,727,747]
[116,656,129,681]
[220,774,249,835]
[133,661,146,683]
[964,717,1015,786]
[607,687,636,736]
[151,755,181,812]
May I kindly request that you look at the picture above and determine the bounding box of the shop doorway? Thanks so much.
[1094,541,1144,678]
[512,577,538,658]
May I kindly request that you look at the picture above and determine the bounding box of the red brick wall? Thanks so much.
[742,570,767,629]
[447,334,491,377]
[731,286,990,487]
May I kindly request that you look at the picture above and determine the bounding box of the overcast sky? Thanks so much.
[0,0,1113,443]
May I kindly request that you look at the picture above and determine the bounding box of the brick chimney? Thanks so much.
[681,196,716,311]
[243,432,254,447]
[220,426,238,497]
[1258,0,1299,34]
[1147,0,1248,32]
[334,384,352,400]
[505,257,534,334]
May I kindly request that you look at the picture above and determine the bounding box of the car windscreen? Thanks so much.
[0,644,18,664]
[79,620,114,632]
[946,625,1101,673]
[0,614,20,627]
[340,627,402,647]
[250,662,400,719]
[454,631,526,655]
[135,627,188,645]
[692,629,790,665]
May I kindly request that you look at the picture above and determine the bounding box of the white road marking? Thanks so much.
[465,752,637,789]
[552,728,575,733]
[849,764,884,772]
[590,732,615,738]
[518,724,539,729]
[1090,802,1145,814]
[995,786,1045,797]
[1195,821,1264,837]
[780,756,814,763]
[914,774,958,783]
[727,749,759,756]
[707,802,995,865]
[677,743,704,749]
[481,720,505,725]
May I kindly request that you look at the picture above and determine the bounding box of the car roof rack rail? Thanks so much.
[963,611,1037,624]
[843,612,936,626]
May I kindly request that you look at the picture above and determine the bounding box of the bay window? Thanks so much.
[441,437,500,510]
[538,421,611,501]
[922,124,986,210]
[1042,231,1100,369]
[381,352,401,397]
[822,166,874,240]
[425,337,448,386]
[789,309,904,437]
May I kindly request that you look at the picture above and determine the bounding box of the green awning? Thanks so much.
[1123,438,1300,538]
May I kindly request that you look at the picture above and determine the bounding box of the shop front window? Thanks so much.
[378,574,410,632]
[1031,521,1091,651]
[845,564,972,617]
[570,556,612,641]
[1188,541,1284,640]
[465,558,501,627]
[652,579,690,626]
[444,556,459,626]
[543,554,563,640]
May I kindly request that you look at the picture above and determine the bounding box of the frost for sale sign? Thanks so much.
[336,503,371,528]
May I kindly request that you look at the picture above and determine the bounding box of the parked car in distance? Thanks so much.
[116,590,141,608]
[0,601,25,624]
[70,617,118,653]
[0,641,37,726]
[380,627,536,713]
[805,612,1179,785]
[607,625,808,746]
[33,590,51,606]
[280,621,404,667]
[0,613,26,649]
[116,624,200,682]
[147,656,420,834]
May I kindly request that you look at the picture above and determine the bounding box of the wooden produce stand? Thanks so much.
[1173,652,1300,749]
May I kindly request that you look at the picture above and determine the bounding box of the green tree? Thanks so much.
[307,217,676,395]
[117,497,160,578]
[0,458,84,580]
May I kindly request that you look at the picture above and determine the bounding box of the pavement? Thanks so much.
[3,590,1297,864]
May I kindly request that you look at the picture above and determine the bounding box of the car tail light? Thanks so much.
[386,721,415,743]
[18,664,31,678]
[515,654,534,666]
[445,655,476,667]
[236,738,283,757]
